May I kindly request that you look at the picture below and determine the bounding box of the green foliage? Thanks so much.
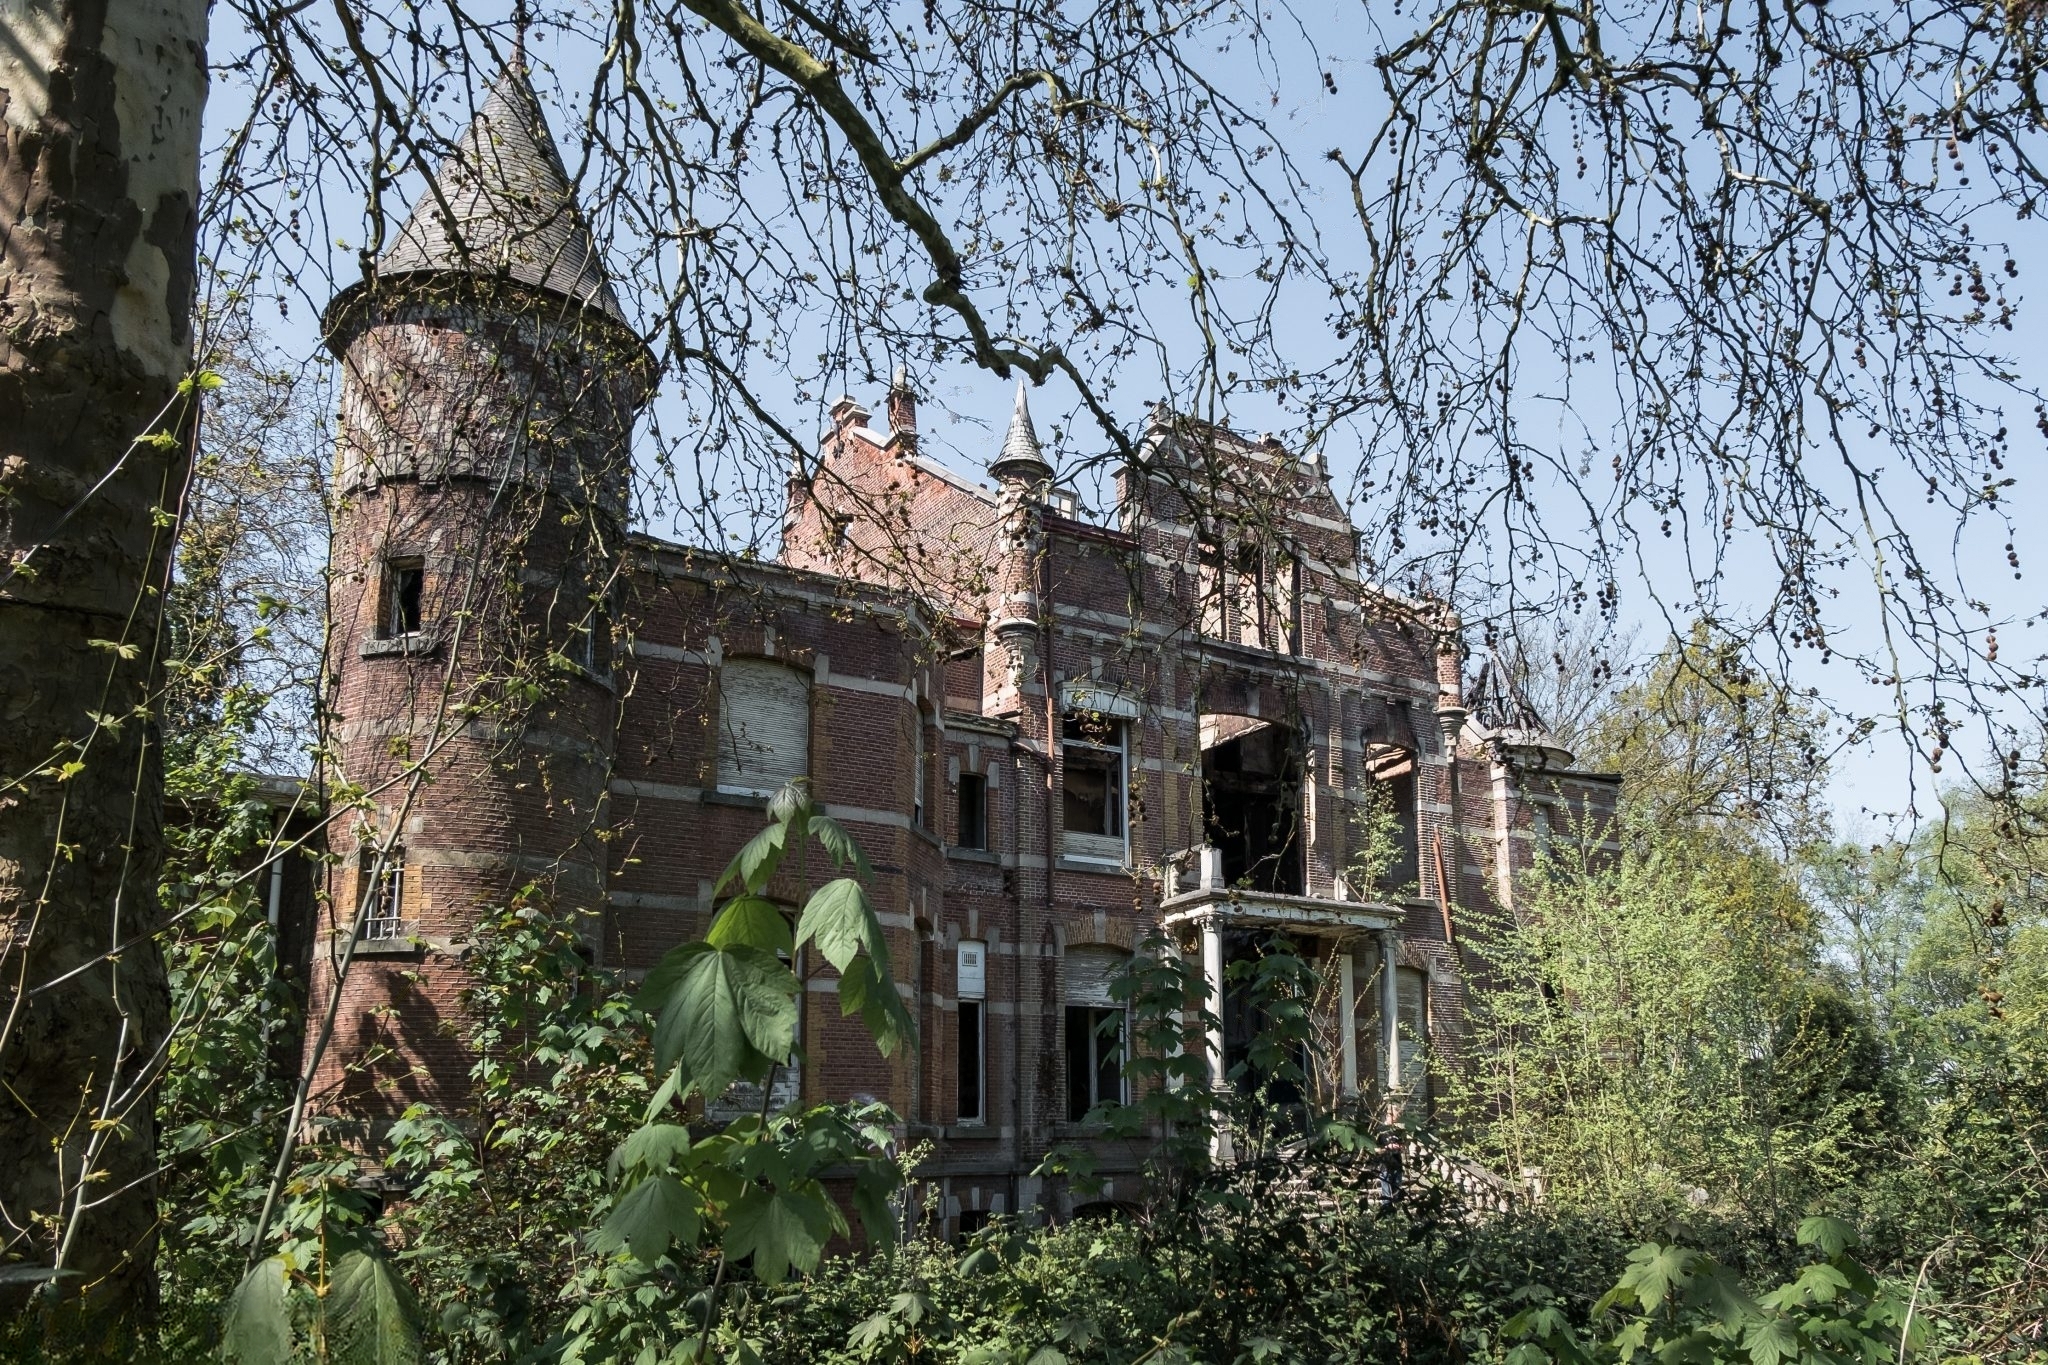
[1445,815,1882,1236]
[1504,1219,1927,1365]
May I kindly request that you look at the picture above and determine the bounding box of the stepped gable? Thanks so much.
[376,65,627,324]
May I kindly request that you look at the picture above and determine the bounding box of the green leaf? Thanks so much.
[724,1185,834,1284]
[641,943,796,1094]
[808,815,873,879]
[836,954,914,1056]
[794,877,884,973]
[1788,1262,1850,1305]
[593,1173,703,1264]
[716,823,788,898]
[612,1122,695,1176]
[1795,1215,1856,1258]
[1618,1243,1694,1312]
[707,895,794,956]
[1740,1314,1801,1365]
[222,1256,294,1363]
[323,1249,422,1365]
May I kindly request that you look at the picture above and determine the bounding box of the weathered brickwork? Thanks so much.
[303,62,1621,1226]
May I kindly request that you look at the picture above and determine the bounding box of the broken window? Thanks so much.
[1064,946,1130,1120]
[957,939,986,1124]
[1200,717,1304,896]
[381,557,424,638]
[1060,714,1126,862]
[956,773,988,850]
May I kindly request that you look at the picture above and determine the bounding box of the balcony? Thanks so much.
[1160,845,1401,937]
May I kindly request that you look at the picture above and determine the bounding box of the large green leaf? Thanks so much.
[707,894,795,956]
[835,954,915,1056]
[808,815,873,880]
[644,943,797,1093]
[723,1184,836,1284]
[612,1121,695,1176]
[716,823,788,898]
[222,1256,294,1364]
[794,877,887,972]
[592,1172,704,1264]
[323,1249,422,1365]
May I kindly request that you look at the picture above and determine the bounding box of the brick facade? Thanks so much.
[302,63,1621,1228]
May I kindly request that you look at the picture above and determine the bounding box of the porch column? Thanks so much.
[1338,950,1358,1096]
[1200,913,1234,1163]
[1201,915,1226,1088]
[1377,928,1399,1093]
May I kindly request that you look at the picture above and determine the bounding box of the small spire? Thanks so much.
[991,380,1052,483]
[891,362,909,392]
[512,0,530,73]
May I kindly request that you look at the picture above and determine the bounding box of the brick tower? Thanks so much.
[312,62,652,1125]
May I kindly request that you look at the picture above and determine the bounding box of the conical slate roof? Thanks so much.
[990,381,1052,480]
[377,66,627,324]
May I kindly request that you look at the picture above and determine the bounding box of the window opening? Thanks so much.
[383,559,424,638]
[957,773,988,850]
[913,713,928,829]
[1064,1006,1125,1120]
[1064,945,1130,1120]
[1060,714,1126,861]
[957,939,986,1124]
[1200,716,1304,895]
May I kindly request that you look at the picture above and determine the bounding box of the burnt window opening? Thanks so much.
[1200,717,1304,896]
[1364,740,1421,896]
[382,558,425,638]
[957,772,988,850]
[1064,1005,1125,1120]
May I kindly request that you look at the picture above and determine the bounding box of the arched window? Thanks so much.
[717,659,810,796]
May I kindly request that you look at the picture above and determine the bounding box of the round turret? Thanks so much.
[312,64,651,1127]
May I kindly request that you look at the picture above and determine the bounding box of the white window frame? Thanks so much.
[1059,713,1128,865]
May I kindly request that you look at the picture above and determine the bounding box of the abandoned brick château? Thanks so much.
[310,63,1616,1227]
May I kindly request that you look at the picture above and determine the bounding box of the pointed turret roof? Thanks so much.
[376,64,627,324]
[990,380,1053,483]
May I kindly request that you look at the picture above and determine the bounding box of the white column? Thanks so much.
[1339,951,1358,1096]
[1378,929,1399,1092]
[1202,916,1226,1088]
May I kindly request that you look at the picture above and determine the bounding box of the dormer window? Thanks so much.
[382,558,425,638]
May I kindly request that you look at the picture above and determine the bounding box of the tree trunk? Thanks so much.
[0,0,208,1320]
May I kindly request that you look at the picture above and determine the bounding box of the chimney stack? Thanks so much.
[885,364,917,454]
[829,394,871,437]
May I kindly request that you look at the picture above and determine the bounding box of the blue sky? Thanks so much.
[201,0,2048,834]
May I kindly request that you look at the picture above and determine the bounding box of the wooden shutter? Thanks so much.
[1064,945,1130,1009]
[1396,966,1428,1090]
[718,659,810,793]
[957,940,987,1000]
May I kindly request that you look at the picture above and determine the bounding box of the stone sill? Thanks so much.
[1056,856,1132,875]
[350,935,426,958]
[359,632,441,659]
[948,846,998,865]
[703,789,771,810]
